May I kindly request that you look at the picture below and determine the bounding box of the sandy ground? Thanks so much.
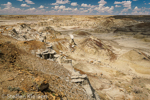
[1,16,150,100]
[55,26,150,99]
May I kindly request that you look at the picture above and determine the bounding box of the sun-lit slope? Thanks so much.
[121,50,150,74]
[47,38,70,53]
[111,50,150,75]
[0,34,90,100]
[74,37,117,61]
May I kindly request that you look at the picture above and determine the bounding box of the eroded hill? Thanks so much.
[0,15,150,100]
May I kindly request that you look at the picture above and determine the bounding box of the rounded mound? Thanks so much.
[73,31,91,36]
[75,37,116,61]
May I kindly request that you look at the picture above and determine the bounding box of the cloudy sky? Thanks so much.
[0,0,150,15]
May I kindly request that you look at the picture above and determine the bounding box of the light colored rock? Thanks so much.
[42,49,49,53]
[27,39,34,41]
[114,94,125,100]
[42,53,49,59]
[49,50,56,54]
[71,79,84,83]
[54,54,60,58]
[71,74,87,79]
[71,71,81,76]
[82,84,93,98]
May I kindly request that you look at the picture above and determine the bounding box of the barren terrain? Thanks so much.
[0,15,150,100]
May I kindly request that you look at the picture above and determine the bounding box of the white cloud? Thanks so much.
[0,6,87,15]
[28,7,35,10]
[53,5,78,11]
[88,8,93,13]
[82,10,88,13]
[3,0,149,15]
[81,3,95,8]
[134,6,140,11]
[81,3,88,7]
[121,8,129,13]
[54,6,59,9]
[149,3,150,4]
[133,0,138,1]
[94,0,114,14]
[25,0,35,4]
[80,8,84,10]
[71,2,78,6]
[64,7,72,10]
[115,5,121,7]
[2,2,12,9]
[51,0,70,5]
[56,0,70,4]
[114,1,132,13]
[107,6,114,13]
[98,0,107,5]
[39,5,44,9]
[51,3,58,5]
[94,4,114,14]
[114,1,132,9]
[0,6,149,15]
[99,4,104,9]
[21,4,30,7]
[133,6,141,11]
[59,5,65,9]
[94,0,114,13]
[73,8,78,11]
[53,5,79,12]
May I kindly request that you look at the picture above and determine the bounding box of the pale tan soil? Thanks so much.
[0,15,150,100]
[0,34,89,100]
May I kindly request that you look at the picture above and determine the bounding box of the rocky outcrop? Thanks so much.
[75,37,117,61]
[34,41,100,100]
[1,23,63,42]
[38,26,62,36]
[71,72,100,100]
[113,22,150,39]
[94,18,138,33]
[36,43,60,60]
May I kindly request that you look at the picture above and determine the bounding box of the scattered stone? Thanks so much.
[2,89,8,94]
[7,77,14,81]
[71,71,99,99]
[83,84,93,97]
[71,74,87,79]
[38,80,49,94]
[71,79,84,83]
[42,53,49,59]
[34,77,40,82]
[12,29,18,36]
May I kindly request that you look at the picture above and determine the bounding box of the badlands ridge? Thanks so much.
[0,15,150,100]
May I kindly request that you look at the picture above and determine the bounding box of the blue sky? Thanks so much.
[0,0,150,15]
